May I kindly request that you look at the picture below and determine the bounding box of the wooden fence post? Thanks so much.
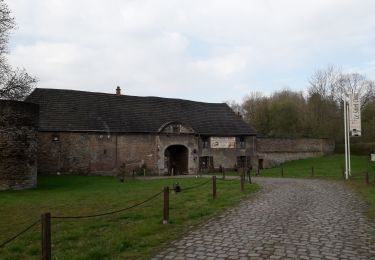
[212,176,216,199]
[241,174,244,192]
[365,171,369,185]
[41,212,51,260]
[163,186,169,224]
[247,169,252,184]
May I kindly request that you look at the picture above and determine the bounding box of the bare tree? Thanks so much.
[308,66,375,108]
[225,99,244,115]
[0,0,37,100]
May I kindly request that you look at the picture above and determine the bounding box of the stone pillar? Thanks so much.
[0,100,39,190]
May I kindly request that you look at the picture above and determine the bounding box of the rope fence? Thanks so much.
[0,219,39,248]
[0,175,250,259]
[271,166,372,184]
[51,191,163,219]
[183,179,211,191]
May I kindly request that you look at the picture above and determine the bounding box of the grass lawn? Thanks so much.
[258,154,374,179]
[0,175,259,259]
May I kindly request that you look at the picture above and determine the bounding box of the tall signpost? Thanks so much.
[344,97,349,179]
[344,93,361,180]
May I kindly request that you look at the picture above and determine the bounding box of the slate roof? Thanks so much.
[26,88,256,136]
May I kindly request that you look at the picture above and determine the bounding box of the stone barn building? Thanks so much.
[26,88,257,175]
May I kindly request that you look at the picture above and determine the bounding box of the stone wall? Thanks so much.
[256,138,335,168]
[38,132,256,175]
[0,100,39,190]
[157,134,199,175]
[38,132,158,175]
[200,136,256,169]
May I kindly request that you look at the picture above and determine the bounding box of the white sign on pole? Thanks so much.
[349,93,361,137]
[210,137,236,148]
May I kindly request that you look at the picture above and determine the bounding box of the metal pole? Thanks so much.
[347,102,351,176]
[41,213,51,260]
[344,97,348,179]
[163,186,169,224]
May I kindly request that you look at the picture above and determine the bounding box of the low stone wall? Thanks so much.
[257,138,335,168]
[0,100,39,190]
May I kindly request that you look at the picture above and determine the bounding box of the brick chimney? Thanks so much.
[116,86,121,96]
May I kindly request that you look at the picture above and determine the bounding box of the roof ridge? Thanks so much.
[30,88,226,105]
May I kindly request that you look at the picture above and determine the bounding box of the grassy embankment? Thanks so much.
[0,176,258,259]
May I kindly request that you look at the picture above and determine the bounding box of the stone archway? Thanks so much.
[164,145,188,175]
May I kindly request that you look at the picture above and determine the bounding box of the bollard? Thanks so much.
[241,174,244,192]
[212,176,217,199]
[163,186,169,224]
[281,168,284,177]
[365,171,369,185]
[41,212,51,260]
[247,169,252,184]
[311,166,314,177]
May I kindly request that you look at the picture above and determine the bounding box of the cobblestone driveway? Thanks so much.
[152,178,375,260]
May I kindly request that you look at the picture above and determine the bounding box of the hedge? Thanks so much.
[335,143,375,155]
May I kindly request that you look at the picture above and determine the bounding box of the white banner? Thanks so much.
[210,137,236,148]
[349,93,361,137]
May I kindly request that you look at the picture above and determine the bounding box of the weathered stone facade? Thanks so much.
[256,138,335,168]
[0,101,39,190]
[38,132,157,175]
[38,131,256,175]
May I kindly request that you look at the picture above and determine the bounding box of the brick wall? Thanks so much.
[200,136,256,170]
[256,138,335,168]
[0,101,39,190]
[38,132,158,175]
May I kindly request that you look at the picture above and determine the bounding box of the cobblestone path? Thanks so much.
[152,178,375,260]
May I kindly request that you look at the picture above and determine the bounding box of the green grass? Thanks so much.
[0,175,259,259]
[259,154,374,179]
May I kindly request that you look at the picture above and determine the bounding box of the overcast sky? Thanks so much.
[7,0,375,103]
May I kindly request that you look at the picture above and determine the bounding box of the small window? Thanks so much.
[202,136,209,148]
[172,125,180,133]
[237,156,246,168]
[239,137,245,148]
[199,156,213,169]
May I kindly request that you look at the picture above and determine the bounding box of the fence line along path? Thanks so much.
[152,177,375,259]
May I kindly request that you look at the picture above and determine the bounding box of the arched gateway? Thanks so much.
[164,145,188,175]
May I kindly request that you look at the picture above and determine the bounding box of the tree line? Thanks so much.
[0,0,37,100]
[227,66,375,143]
